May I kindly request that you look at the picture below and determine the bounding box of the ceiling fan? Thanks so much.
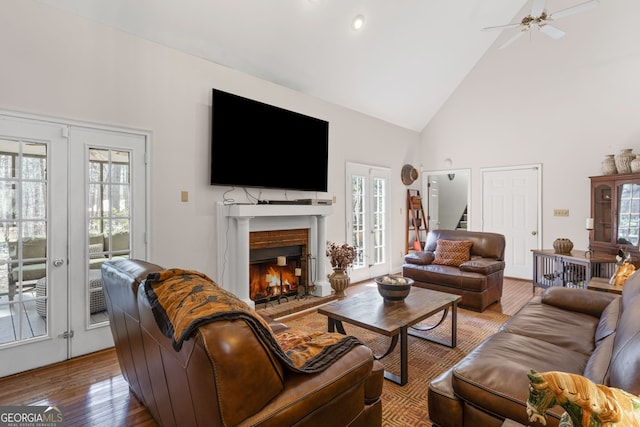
[482,0,599,49]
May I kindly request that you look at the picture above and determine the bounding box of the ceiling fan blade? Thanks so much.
[482,22,522,32]
[530,0,548,17]
[539,24,566,39]
[499,31,526,49]
[550,0,599,20]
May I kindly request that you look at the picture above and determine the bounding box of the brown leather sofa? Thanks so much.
[402,229,506,312]
[102,258,383,426]
[428,269,640,427]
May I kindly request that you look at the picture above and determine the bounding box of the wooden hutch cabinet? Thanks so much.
[589,173,640,259]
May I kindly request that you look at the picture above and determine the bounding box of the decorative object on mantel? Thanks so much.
[326,241,356,297]
[614,148,634,174]
[631,155,640,173]
[552,238,574,254]
[601,154,617,175]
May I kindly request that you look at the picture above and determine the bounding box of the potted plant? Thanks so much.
[326,241,356,297]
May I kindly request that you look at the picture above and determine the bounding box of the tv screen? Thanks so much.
[210,89,329,192]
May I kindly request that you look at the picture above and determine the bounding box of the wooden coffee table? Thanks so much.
[318,286,461,386]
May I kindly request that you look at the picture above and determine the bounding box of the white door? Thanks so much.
[481,165,541,279]
[346,163,390,283]
[0,115,148,376]
[0,116,69,375]
[68,126,147,357]
[426,175,440,230]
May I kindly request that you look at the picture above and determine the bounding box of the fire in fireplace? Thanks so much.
[250,245,303,302]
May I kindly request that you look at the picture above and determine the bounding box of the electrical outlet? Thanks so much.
[553,209,569,217]
[181,191,189,202]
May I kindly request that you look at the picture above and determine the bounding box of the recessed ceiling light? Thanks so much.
[352,14,365,30]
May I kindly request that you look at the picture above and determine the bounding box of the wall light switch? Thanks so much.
[553,209,569,217]
[332,195,337,203]
[181,191,189,202]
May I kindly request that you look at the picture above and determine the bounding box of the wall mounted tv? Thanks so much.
[210,88,329,192]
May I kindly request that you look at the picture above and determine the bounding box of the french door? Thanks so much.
[346,162,390,283]
[0,114,148,376]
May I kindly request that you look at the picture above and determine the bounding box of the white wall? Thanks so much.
[1,0,420,277]
[421,0,640,252]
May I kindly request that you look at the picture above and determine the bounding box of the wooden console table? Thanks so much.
[531,249,616,293]
[587,277,623,295]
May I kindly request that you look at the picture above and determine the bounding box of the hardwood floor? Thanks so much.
[0,277,536,426]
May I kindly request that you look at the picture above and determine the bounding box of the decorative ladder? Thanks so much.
[405,189,428,253]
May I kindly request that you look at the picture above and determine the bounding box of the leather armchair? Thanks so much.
[403,229,506,312]
[102,258,383,426]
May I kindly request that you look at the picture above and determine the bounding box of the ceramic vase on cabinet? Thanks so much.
[328,268,350,298]
[601,154,617,175]
[631,155,640,173]
[615,149,634,174]
[553,238,574,254]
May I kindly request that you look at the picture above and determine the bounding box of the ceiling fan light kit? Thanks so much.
[482,0,599,49]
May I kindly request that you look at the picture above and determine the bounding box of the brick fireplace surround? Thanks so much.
[215,203,333,308]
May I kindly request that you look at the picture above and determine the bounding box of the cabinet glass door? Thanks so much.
[593,183,612,243]
[617,182,640,246]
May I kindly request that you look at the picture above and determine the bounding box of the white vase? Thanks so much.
[615,149,634,174]
[631,155,640,173]
[601,154,617,175]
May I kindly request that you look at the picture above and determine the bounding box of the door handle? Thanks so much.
[531,231,537,236]
[53,258,65,267]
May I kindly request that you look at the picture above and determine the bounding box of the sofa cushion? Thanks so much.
[451,332,578,424]
[595,298,621,343]
[608,292,640,394]
[22,237,46,259]
[433,239,472,267]
[499,296,599,355]
[403,251,434,265]
[459,257,505,275]
[583,332,615,385]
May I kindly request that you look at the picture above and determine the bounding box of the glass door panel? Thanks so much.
[0,117,68,377]
[617,183,640,246]
[593,183,612,243]
[0,140,49,344]
[346,163,389,283]
[87,148,131,326]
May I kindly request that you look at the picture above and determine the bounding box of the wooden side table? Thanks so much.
[587,277,623,295]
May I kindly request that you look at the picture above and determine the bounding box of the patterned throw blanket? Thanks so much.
[144,268,363,373]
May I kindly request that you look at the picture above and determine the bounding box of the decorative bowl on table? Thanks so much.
[374,276,413,302]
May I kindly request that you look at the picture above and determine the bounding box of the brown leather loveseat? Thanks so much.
[402,229,506,312]
[428,269,640,427]
[101,258,383,426]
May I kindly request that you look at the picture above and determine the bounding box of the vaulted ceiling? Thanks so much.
[36,0,536,131]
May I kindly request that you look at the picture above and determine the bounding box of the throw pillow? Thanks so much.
[527,369,640,426]
[433,239,472,266]
[88,242,104,259]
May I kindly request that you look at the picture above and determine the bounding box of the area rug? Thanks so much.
[285,307,511,427]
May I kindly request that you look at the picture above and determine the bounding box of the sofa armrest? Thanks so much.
[542,287,618,318]
[404,251,434,265]
[459,258,505,275]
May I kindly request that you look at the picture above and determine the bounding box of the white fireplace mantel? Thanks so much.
[215,202,333,307]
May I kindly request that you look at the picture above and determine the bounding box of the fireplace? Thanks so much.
[250,245,303,302]
[215,203,333,307]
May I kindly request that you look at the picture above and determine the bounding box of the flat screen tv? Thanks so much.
[210,89,329,192]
